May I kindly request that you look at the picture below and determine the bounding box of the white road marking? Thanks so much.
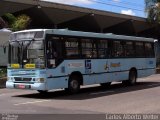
[14,100,51,106]
[90,91,114,95]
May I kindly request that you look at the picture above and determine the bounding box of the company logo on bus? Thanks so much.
[149,61,153,65]
[110,62,121,67]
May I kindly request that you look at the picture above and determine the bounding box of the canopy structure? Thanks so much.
[0,0,159,39]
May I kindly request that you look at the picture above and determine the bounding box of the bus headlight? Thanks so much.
[8,77,14,82]
[35,78,45,83]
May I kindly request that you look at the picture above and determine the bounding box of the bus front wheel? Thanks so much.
[100,82,111,88]
[37,90,48,94]
[67,75,80,94]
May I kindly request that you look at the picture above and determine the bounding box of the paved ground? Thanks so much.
[0,74,160,119]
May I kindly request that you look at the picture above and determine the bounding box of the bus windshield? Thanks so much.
[9,40,45,69]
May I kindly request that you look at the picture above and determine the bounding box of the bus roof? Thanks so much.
[12,29,46,34]
[13,29,155,42]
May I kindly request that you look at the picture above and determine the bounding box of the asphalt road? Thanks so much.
[0,74,160,120]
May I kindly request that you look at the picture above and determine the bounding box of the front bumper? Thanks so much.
[6,81,47,90]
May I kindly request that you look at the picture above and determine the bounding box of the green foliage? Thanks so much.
[2,13,31,31]
[3,13,16,27]
[11,14,31,31]
[145,0,160,23]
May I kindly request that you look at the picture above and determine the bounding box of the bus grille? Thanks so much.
[14,77,32,82]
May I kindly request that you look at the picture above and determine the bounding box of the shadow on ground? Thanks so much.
[13,81,160,100]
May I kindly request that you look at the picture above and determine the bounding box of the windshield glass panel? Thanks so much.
[9,40,45,69]
[10,31,44,41]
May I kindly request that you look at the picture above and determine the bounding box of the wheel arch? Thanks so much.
[129,67,137,78]
[69,71,83,85]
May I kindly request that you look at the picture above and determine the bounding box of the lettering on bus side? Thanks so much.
[110,62,121,67]
[68,62,84,68]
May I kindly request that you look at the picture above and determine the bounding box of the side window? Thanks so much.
[135,42,145,57]
[145,42,155,57]
[65,38,80,59]
[98,40,108,58]
[92,41,97,58]
[81,39,97,58]
[124,41,135,57]
[112,41,124,58]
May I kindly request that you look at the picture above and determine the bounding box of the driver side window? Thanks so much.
[46,35,64,68]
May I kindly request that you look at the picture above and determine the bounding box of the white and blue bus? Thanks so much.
[6,29,156,93]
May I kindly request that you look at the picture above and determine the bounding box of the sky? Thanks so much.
[42,0,146,18]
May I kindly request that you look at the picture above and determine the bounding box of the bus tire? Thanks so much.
[37,90,48,94]
[123,70,137,85]
[68,75,80,94]
[100,82,111,88]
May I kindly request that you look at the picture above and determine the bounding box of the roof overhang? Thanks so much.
[0,0,159,38]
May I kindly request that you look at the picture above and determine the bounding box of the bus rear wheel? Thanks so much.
[123,70,137,85]
[67,75,80,94]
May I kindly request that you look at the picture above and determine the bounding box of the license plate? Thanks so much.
[14,84,31,89]
[18,85,25,89]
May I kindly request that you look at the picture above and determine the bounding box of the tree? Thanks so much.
[2,13,31,31]
[2,13,16,28]
[145,0,160,23]
[11,14,31,31]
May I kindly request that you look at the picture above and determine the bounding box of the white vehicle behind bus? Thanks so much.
[0,29,11,67]
[6,29,156,94]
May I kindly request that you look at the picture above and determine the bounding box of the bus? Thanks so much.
[6,29,156,93]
